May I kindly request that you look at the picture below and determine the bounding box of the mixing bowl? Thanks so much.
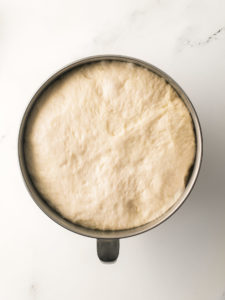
[18,55,203,262]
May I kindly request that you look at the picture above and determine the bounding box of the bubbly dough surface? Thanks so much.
[25,61,195,230]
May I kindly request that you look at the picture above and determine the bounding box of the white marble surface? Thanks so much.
[1,0,225,299]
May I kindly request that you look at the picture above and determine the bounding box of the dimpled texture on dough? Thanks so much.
[25,61,195,230]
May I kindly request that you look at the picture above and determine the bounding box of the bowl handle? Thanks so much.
[97,239,120,263]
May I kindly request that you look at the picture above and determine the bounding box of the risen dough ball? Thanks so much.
[25,61,195,230]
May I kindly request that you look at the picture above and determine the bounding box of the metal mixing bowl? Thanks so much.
[18,55,203,262]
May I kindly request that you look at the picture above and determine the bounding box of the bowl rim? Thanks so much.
[18,54,203,239]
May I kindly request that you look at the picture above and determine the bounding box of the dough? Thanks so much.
[25,61,195,230]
